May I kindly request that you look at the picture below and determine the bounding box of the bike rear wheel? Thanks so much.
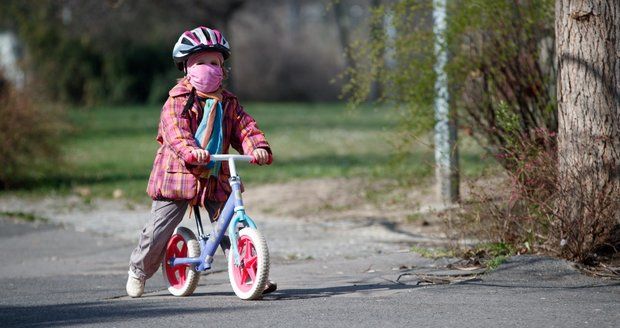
[228,227,270,300]
[162,227,201,297]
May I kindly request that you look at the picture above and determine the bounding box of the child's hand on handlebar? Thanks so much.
[190,149,210,164]
[252,148,272,165]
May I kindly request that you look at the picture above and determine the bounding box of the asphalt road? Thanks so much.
[0,217,618,328]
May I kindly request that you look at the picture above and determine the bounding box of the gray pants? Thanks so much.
[129,199,223,280]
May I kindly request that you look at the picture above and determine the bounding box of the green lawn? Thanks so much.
[38,103,498,202]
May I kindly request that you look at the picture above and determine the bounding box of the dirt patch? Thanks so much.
[242,177,484,245]
[245,176,503,224]
[245,178,434,221]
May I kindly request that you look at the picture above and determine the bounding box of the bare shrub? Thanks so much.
[553,147,620,264]
[452,129,619,264]
[0,75,63,188]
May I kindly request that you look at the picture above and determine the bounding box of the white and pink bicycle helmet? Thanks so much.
[172,26,231,71]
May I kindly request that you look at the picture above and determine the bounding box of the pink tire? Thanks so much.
[228,228,270,300]
[162,227,200,297]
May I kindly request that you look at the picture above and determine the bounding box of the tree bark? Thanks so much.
[333,1,353,70]
[556,0,620,230]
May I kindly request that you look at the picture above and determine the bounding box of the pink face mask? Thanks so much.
[186,53,224,93]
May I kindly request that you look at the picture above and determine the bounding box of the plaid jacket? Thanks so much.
[146,78,271,204]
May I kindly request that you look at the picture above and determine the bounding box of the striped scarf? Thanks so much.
[194,92,224,177]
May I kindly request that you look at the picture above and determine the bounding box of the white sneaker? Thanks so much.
[126,270,145,298]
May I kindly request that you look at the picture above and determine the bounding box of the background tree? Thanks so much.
[344,0,556,176]
[0,0,364,104]
[555,0,620,261]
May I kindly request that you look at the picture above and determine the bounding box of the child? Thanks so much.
[126,26,274,297]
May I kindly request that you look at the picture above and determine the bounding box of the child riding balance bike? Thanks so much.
[126,26,276,299]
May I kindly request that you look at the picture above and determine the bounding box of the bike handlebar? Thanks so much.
[210,154,254,162]
[208,154,255,177]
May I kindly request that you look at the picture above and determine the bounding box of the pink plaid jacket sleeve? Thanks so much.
[225,93,271,155]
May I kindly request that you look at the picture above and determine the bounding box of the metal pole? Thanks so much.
[433,0,459,205]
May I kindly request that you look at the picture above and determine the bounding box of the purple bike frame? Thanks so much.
[168,155,256,271]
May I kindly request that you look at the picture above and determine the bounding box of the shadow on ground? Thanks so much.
[0,301,243,327]
[264,282,421,300]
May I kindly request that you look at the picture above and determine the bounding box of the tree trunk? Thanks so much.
[556,0,620,256]
[369,0,383,101]
[333,1,353,70]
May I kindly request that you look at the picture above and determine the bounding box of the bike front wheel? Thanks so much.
[228,227,270,300]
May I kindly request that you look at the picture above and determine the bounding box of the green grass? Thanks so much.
[412,242,516,270]
[9,102,499,202]
[467,242,517,270]
[0,211,48,222]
